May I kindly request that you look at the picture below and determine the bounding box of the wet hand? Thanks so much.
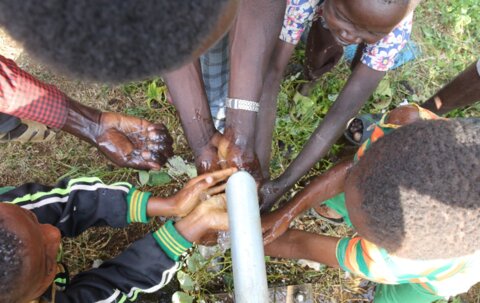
[168,168,236,217]
[259,180,284,212]
[214,131,263,183]
[95,112,174,170]
[195,132,223,174]
[261,210,291,245]
[175,194,229,244]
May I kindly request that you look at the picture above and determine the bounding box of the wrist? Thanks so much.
[153,220,193,261]
[175,211,210,243]
[223,124,255,147]
[127,188,151,223]
[62,97,102,144]
[146,196,177,218]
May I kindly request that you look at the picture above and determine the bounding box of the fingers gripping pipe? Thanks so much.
[226,171,269,303]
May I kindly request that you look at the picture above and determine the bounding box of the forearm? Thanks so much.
[255,40,297,176]
[226,0,285,138]
[269,64,385,200]
[422,59,480,115]
[0,55,69,128]
[61,97,102,144]
[271,160,352,222]
[58,233,181,303]
[163,61,216,156]
[0,178,133,236]
[264,229,340,268]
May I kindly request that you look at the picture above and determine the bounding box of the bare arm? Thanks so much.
[163,61,221,173]
[255,40,297,178]
[63,98,173,170]
[260,63,385,210]
[222,0,285,180]
[422,60,480,115]
[262,160,352,243]
[264,229,340,268]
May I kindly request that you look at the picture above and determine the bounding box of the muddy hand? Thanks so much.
[96,112,173,170]
[214,131,263,183]
[195,132,224,174]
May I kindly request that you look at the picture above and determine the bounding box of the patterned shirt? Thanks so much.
[0,55,68,129]
[280,0,414,71]
[336,105,480,298]
[337,237,480,297]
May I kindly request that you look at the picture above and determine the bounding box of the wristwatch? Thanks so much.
[226,98,260,112]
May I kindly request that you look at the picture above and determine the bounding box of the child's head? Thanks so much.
[322,0,419,45]
[344,118,480,260]
[0,0,238,83]
[0,203,61,302]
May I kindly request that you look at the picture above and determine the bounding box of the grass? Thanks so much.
[0,1,479,302]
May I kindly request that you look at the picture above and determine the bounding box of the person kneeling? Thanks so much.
[0,168,235,303]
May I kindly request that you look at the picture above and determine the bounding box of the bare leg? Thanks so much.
[299,18,344,96]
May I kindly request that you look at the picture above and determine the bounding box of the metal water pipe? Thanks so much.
[226,171,269,303]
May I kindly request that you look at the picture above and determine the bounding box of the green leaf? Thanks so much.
[146,81,160,101]
[138,170,150,186]
[186,251,207,273]
[148,171,172,186]
[172,291,194,303]
[177,271,195,292]
[293,91,314,116]
[375,79,393,98]
[167,156,197,178]
[372,98,392,111]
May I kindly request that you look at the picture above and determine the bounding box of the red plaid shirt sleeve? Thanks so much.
[0,55,68,128]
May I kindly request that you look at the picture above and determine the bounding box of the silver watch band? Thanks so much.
[226,98,260,112]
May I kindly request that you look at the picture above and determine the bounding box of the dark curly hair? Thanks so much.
[0,219,24,303]
[0,0,232,83]
[349,118,480,259]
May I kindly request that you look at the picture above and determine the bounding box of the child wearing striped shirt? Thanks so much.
[0,168,235,303]
[262,106,480,303]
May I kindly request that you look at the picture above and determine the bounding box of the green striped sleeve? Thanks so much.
[336,237,371,277]
[126,187,151,223]
[153,220,193,261]
[336,237,351,272]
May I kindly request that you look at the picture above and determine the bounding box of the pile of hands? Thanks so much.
[90,112,290,245]
[149,167,240,245]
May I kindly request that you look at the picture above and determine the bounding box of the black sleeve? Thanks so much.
[46,234,181,303]
[0,177,133,237]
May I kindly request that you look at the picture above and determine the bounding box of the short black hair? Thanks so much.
[350,118,480,259]
[0,0,232,83]
[0,219,24,303]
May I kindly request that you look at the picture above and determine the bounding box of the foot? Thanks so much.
[0,120,56,143]
[311,204,344,225]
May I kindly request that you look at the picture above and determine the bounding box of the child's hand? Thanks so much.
[175,194,229,244]
[261,210,291,245]
[148,168,237,217]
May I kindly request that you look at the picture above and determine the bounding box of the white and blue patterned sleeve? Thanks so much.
[361,12,414,71]
[280,0,321,45]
